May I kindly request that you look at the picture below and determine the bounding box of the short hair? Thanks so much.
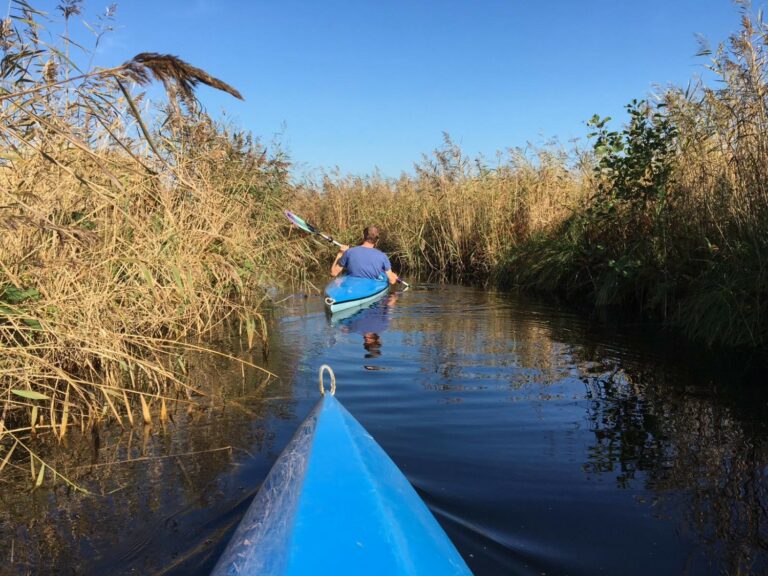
[363,226,380,243]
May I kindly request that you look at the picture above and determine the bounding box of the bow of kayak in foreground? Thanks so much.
[210,366,473,576]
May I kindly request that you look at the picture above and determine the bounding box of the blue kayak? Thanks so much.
[324,275,389,314]
[210,366,473,576]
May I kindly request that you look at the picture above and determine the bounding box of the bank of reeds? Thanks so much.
[291,9,768,349]
[291,135,588,282]
[0,3,300,486]
[510,9,768,347]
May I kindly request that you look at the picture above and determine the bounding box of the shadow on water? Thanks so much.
[1,285,767,575]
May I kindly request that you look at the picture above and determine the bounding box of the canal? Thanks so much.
[2,285,767,575]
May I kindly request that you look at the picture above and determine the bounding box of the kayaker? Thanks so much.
[330,225,399,284]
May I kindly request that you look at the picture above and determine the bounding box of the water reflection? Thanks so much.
[579,362,768,575]
[0,327,306,576]
[330,293,398,367]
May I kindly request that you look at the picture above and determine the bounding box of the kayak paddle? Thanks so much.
[284,210,410,289]
[284,209,345,248]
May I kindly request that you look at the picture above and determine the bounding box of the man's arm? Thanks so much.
[330,245,349,277]
[382,253,398,285]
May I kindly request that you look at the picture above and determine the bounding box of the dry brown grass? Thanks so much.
[291,136,588,282]
[0,2,301,486]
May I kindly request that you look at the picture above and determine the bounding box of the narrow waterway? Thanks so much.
[2,285,767,575]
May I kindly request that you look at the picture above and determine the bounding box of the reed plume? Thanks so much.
[122,52,244,101]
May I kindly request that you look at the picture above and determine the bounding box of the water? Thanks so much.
[2,285,767,575]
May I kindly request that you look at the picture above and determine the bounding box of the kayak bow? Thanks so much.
[211,366,473,576]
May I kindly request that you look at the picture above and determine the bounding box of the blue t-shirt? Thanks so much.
[338,246,391,279]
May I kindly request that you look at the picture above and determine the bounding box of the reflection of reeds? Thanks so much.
[1,350,287,573]
[581,362,768,575]
[0,4,297,485]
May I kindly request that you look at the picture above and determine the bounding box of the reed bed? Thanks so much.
[509,9,768,347]
[291,135,588,282]
[0,2,305,486]
[291,9,768,349]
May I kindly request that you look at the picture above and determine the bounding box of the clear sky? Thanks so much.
[23,0,760,176]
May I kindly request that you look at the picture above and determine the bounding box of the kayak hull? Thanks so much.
[211,394,472,576]
[324,275,389,314]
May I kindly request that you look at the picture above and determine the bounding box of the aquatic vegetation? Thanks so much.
[290,133,587,283]
[512,8,768,347]
[0,2,304,485]
[293,8,768,349]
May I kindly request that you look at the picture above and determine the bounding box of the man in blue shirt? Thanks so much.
[330,226,399,285]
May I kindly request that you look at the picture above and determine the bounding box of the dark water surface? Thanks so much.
[2,285,768,575]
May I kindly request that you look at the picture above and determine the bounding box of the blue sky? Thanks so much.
[24,1,758,176]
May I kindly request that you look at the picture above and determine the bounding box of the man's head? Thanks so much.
[363,226,380,244]
[363,332,382,358]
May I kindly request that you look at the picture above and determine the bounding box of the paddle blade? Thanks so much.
[284,210,316,234]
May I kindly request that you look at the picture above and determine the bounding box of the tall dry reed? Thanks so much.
[0,2,301,486]
[507,7,768,347]
[291,135,588,283]
[291,8,768,349]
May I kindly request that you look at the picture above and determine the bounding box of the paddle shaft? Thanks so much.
[312,229,345,249]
